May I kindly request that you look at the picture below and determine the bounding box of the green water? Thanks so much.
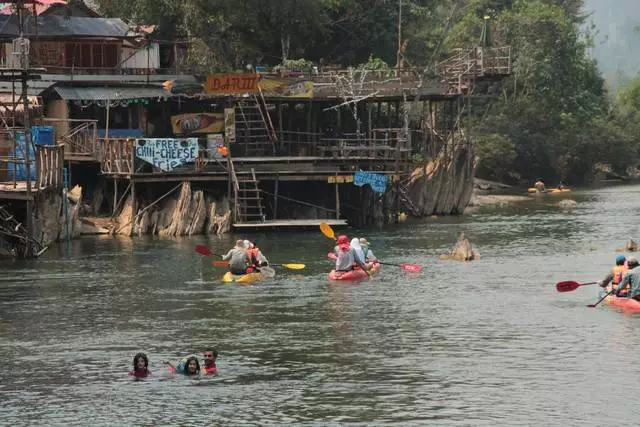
[1,184,640,425]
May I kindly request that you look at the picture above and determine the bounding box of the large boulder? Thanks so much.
[440,232,480,261]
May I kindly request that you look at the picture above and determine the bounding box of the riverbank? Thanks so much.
[467,178,531,209]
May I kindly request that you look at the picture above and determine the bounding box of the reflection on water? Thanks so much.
[2,185,640,425]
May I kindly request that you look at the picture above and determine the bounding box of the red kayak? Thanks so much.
[607,295,640,313]
[328,263,381,281]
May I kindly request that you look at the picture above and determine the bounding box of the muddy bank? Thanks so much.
[467,178,529,209]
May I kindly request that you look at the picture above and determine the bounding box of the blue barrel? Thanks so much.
[32,125,54,146]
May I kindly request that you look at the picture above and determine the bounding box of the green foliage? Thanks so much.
[474,133,516,181]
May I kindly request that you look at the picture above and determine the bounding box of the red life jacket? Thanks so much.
[202,364,218,375]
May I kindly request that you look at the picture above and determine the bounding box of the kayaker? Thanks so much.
[599,255,628,294]
[129,352,151,378]
[222,240,251,275]
[334,236,369,276]
[165,355,201,376]
[350,238,367,265]
[202,348,218,375]
[615,257,640,300]
[534,179,546,192]
[359,238,379,265]
[333,234,349,255]
[247,241,269,267]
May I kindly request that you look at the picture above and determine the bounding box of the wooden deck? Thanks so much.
[233,219,348,229]
[0,181,39,200]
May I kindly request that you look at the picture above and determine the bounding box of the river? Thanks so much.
[1,184,640,426]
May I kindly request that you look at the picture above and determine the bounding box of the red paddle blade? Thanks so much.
[400,263,421,273]
[212,260,229,267]
[556,281,581,292]
[195,245,212,256]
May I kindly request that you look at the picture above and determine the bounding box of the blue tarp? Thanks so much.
[97,129,144,138]
[7,131,35,181]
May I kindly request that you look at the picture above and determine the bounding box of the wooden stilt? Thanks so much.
[274,174,279,219]
[130,178,136,236]
[112,178,118,217]
[335,178,340,220]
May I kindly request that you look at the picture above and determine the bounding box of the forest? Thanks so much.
[91,0,640,184]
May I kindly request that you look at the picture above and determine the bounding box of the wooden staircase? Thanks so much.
[236,92,277,156]
[230,163,266,224]
[0,204,47,257]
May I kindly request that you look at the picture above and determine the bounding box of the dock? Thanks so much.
[233,219,348,229]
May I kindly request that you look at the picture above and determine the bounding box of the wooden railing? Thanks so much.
[35,144,64,188]
[41,118,98,158]
[98,138,133,175]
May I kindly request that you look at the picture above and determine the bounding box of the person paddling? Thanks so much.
[334,235,369,277]
[359,238,378,267]
[599,255,628,296]
[615,257,640,300]
[245,240,269,271]
[534,179,546,192]
[222,240,251,275]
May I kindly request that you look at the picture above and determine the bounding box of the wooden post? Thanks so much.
[130,178,136,236]
[335,174,340,219]
[278,102,283,141]
[274,174,279,219]
[367,103,372,137]
[112,177,118,217]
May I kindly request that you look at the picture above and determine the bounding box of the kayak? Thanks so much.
[527,188,571,194]
[222,271,262,284]
[598,289,640,312]
[328,262,381,281]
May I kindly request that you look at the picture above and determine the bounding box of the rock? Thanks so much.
[558,199,577,210]
[440,232,480,261]
[79,218,109,235]
[114,195,134,236]
[206,199,231,235]
[405,144,477,216]
[627,239,638,252]
[474,178,511,191]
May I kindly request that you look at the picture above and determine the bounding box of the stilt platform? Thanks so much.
[233,219,348,229]
[0,181,39,200]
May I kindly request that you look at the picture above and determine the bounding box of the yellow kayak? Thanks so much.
[527,188,571,194]
[222,271,262,284]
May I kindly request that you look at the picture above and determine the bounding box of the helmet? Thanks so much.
[336,235,349,245]
[616,255,626,265]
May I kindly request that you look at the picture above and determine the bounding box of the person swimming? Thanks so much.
[129,352,151,378]
[165,355,201,376]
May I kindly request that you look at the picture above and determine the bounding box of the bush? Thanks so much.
[474,133,516,182]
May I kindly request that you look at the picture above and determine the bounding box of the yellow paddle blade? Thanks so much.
[281,263,305,270]
[320,222,336,240]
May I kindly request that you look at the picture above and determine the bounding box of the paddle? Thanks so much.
[378,261,421,273]
[588,287,617,308]
[270,263,305,270]
[195,244,219,257]
[556,280,598,293]
[197,244,302,270]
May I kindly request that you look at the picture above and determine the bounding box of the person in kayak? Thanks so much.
[165,355,201,376]
[129,352,151,378]
[202,348,218,375]
[534,179,546,192]
[615,257,640,300]
[333,234,349,255]
[334,235,369,275]
[359,238,379,266]
[222,240,251,275]
[246,241,269,269]
[599,255,628,295]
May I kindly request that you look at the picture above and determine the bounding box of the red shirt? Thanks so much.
[202,364,218,375]
[129,369,151,378]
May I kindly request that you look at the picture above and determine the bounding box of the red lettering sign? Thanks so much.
[205,74,259,94]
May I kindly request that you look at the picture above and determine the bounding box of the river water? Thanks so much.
[2,184,640,426]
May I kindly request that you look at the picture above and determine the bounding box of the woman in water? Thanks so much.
[129,352,151,378]
[165,355,200,376]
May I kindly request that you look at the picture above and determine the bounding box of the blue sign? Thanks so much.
[135,138,198,172]
[354,171,388,193]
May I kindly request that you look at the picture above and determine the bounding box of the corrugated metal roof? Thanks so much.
[0,15,131,38]
[0,80,53,96]
[54,86,170,100]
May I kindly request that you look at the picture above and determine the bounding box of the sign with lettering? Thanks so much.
[260,78,313,98]
[328,175,354,184]
[353,171,388,193]
[135,138,198,172]
[170,113,224,135]
[205,73,259,94]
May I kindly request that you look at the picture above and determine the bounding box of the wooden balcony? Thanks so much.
[40,118,98,162]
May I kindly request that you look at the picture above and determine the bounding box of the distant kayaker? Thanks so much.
[334,235,369,276]
[202,348,218,375]
[359,238,379,266]
[129,352,151,378]
[615,257,640,300]
[557,182,566,190]
[599,255,628,294]
[222,240,251,275]
[534,179,546,192]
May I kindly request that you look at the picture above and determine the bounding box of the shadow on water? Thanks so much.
[2,184,640,424]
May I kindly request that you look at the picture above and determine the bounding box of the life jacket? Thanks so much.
[217,144,229,157]
[129,369,150,378]
[202,364,218,375]
[247,248,260,264]
[612,265,629,289]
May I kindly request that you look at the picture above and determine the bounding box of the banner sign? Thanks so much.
[205,74,259,94]
[224,108,236,143]
[171,113,224,135]
[328,175,354,184]
[260,78,313,98]
[354,171,388,193]
[135,138,198,172]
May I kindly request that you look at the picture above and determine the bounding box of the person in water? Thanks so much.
[334,235,369,275]
[615,257,640,300]
[129,352,151,378]
[202,348,218,375]
[359,238,378,266]
[534,179,546,192]
[165,355,201,376]
[222,240,251,275]
[599,255,628,295]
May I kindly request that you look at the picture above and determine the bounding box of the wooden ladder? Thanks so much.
[236,95,277,156]
[234,168,266,223]
[0,204,48,257]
